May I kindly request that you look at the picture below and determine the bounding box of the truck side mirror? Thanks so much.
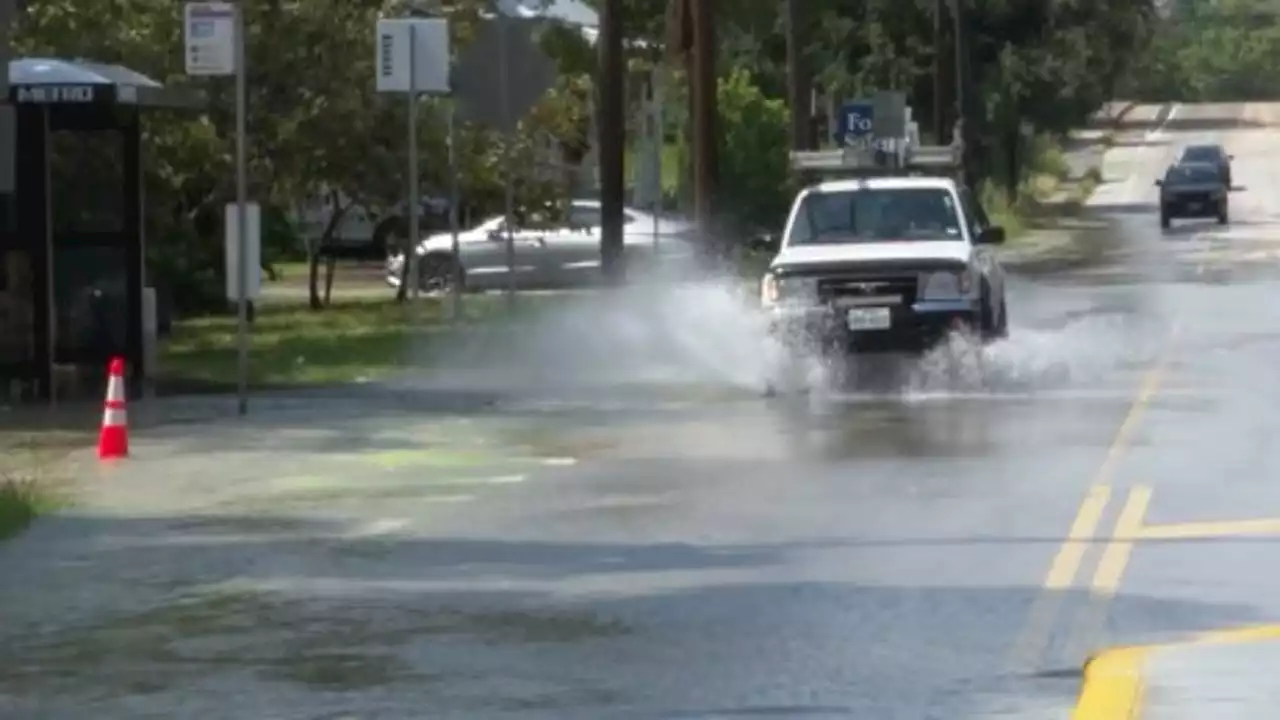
[747,232,781,253]
[978,226,1006,245]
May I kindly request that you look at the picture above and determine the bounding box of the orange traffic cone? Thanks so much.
[97,357,129,460]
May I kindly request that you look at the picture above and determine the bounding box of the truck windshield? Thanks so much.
[789,187,963,244]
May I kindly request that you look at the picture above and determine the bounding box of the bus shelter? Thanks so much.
[0,58,198,402]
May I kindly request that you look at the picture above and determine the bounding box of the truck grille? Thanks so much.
[1176,192,1212,205]
[817,275,917,305]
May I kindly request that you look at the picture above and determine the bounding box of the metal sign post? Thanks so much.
[233,3,248,415]
[447,103,462,321]
[650,65,663,256]
[452,16,556,307]
[497,17,517,312]
[375,18,449,302]
[185,1,249,414]
[407,27,420,301]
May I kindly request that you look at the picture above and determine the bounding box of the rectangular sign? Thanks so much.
[224,202,262,301]
[836,100,874,145]
[872,90,907,139]
[375,18,451,94]
[185,2,236,76]
[847,307,892,331]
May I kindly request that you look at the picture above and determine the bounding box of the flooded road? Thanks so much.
[7,102,1280,718]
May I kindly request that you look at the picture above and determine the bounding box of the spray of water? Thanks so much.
[397,263,1173,407]
[902,310,1171,400]
[405,268,777,399]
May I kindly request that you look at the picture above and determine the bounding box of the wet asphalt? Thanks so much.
[5,102,1280,719]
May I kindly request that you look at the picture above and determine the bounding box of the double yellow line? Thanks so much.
[1007,356,1168,671]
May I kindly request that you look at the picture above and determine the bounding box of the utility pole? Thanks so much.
[598,0,626,283]
[952,0,973,187]
[933,0,946,143]
[784,0,811,150]
[690,0,717,254]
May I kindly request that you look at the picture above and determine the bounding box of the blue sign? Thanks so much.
[835,101,874,145]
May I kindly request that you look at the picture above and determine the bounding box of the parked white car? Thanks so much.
[386,199,698,292]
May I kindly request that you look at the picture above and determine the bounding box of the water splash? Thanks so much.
[406,273,777,397]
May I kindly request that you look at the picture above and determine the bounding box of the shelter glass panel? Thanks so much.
[49,129,125,235]
[52,244,128,362]
[0,249,35,365]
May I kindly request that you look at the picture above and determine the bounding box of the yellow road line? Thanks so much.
[1008,354,1170,671]
[1048,487,1115,588]
[1139,517,1280,540]
[1092,487,1153,590]
[1007,486,1111,668]
[1062,487,1154,663]
[1096,364,1166,486]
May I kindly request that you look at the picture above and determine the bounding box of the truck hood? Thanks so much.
[771,241,972,270]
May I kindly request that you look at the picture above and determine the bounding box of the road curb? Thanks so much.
[1070,624,1280,719]
[1071,646,1148,720]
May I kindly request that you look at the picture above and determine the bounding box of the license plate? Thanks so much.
[1187,201,1202,211]
[847,307,891,331]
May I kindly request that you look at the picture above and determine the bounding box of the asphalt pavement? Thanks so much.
[4,102,1280,719]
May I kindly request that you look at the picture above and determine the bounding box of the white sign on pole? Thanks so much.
[375,18,450,94]
[224,202,261,301]
[185,1,237,76]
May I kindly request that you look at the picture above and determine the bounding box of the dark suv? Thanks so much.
[1156,162,1228,229]
[1175,144,1232,188]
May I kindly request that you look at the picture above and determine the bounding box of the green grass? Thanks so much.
[0,432,71,541]
[157,294,571,391]
[0,478,49,540]
[159,298,442,389]
[982,135,1104,242]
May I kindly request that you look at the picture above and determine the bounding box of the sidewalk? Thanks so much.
[1072,625,1280,719]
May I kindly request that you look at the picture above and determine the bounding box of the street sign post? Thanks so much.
[453,17,556,309]
[375,18,449,302]
[185,1,249,414]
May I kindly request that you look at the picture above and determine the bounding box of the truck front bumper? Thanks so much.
[768,299,983,354]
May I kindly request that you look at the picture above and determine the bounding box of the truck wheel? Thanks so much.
[1160,210,1171,230]
[980,288,1008,342]
[1218,205,1229,225]
[992,298,1009,340]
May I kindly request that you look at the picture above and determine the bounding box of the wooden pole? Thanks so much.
[598,0,626,282]
[690,0,717,253]
[785,0,811,150]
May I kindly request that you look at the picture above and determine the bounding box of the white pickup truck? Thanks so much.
[761,149,1010,374]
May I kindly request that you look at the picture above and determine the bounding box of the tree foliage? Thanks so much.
[14,0,1159,311]
[1124,0,1280,102]
[14,0,592,311]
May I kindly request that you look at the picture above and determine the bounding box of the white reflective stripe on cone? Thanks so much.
[102,407,128,427]
[106,377,126,403]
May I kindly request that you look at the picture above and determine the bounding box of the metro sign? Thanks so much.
[15,85,97,103]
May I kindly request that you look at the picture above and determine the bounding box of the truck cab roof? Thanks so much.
[807,175,960,195]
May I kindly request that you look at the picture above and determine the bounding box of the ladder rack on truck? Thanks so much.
[788,144,963,182]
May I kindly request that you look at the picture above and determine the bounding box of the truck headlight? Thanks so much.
[919,271,972,300]
[761,273,817,307]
